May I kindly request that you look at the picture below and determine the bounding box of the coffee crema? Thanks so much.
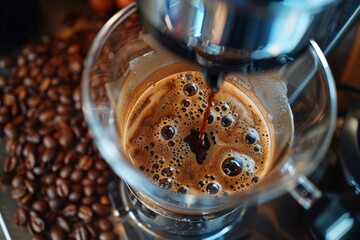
[120,70,274,196]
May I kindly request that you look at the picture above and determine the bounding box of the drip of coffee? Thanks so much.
[119,67,273,196]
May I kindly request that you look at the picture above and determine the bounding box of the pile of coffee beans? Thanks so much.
[0,28,119,240]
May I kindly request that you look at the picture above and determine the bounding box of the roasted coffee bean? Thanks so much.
[31,234,47,240]
[15,207,28,226]
[43,135,58,148]
[63,204,77,217]
[87,169,100,182]
[97,170,113,185]
[91,203,111,217]
[83,185,95,197]
[4,123,19,138]
[32,199,48,215]
[25,152,36,169]
[29,212,46,233]
[56,216,71,233]
[0,75,9,87]
[50,227,66,240]
[77,155,93,171]
[58,128,75,149]
[64,150,77,165]
[56,181,70,197]
[39,109,56,122]
[11,186,27,199]
[26,132,41,144]
[75,142,89,154]
[42,148,57,163]
[25,179,37,194]
[97,218,113,231]
[82,196,97,206]
[44,211,58,225]
[4,156,17,172]
[3,93,16,106]
[99,232,118,240]
[46,185,58,199]
[27,96,42,107]
[78,205,93,222]
[70,170,84,183]
[19,192,33,205]
[42,172,57,185]
[68,191,83,203]
[12,174,25,188]
[26,170,36,181]
[75,224,89,240]
[49,199,65,211]
[59,166,73,179]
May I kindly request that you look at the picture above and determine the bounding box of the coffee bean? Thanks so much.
[26,132,41,144]
[78,205,93,222]
[87,169,100,181]
[39,109,56,122]
[99,232,118,240]
[31,234,47,240]
[3,93,16,106]
[92,203,111,217]
[97,218,113,231]
[42,172,57,185]
[43,135,58,148]
[50,227,66,240]
[64,150,77,165]
[19,192,33,205]
[12,174,25,188]
[75,224,89,240]
[56,216,71,232]
[25,179,37,194]
[44,211,58,225]
[97,170,113,185]
[26,170,36,181]
[32,199,48,215]
[82,196,97,206]
[63,204,77,218]
[25,152,36,169]
[27,95,42,107]
[29,212,46,233]
[59,166,73,179]
[15,207,28,226]
[0,56,15,69]
[68,191,83,203]
[56,181,70,197]
[46,185,58,199]
[42,148,57,163]
[70,170,84,183]
[49,199,65,211]
[4,156,17,172]
[58,128,75,149]
[11,186,27,199]
[83,185,95,197]
[78,155,93,171]
[4,123,19,138]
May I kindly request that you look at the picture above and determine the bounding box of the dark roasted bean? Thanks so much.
[25,179,37,194]
[85,222,98,238]
[68,191,83,203]
[50,227,66,240]
[32,199,48,215]
[29,211,45,233]
[78,155,93,171]
[99,232,118,240]
[43,135,58,148]
[56,181,70,197]
[91,203,111,217]
[49,199,65,211]
[47,185,58,199]
[12,174,25,188]
[58,128,75,149]
[63,204,77,217]
[78,205,93,222]
[56,216,71,233]
[11,186,27,199]
[4,156,17,172]
[15,207,28,226]
[97,218,113,231]
[4,123,19,138]
[75,224,89,240]
[42,148,57,163]
[25,152,36,169]
[59,166,73,179]
[39,109,56,122]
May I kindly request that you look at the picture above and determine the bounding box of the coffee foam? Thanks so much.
[120,70,273,196]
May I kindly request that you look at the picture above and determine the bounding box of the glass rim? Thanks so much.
[81,3,338,213]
